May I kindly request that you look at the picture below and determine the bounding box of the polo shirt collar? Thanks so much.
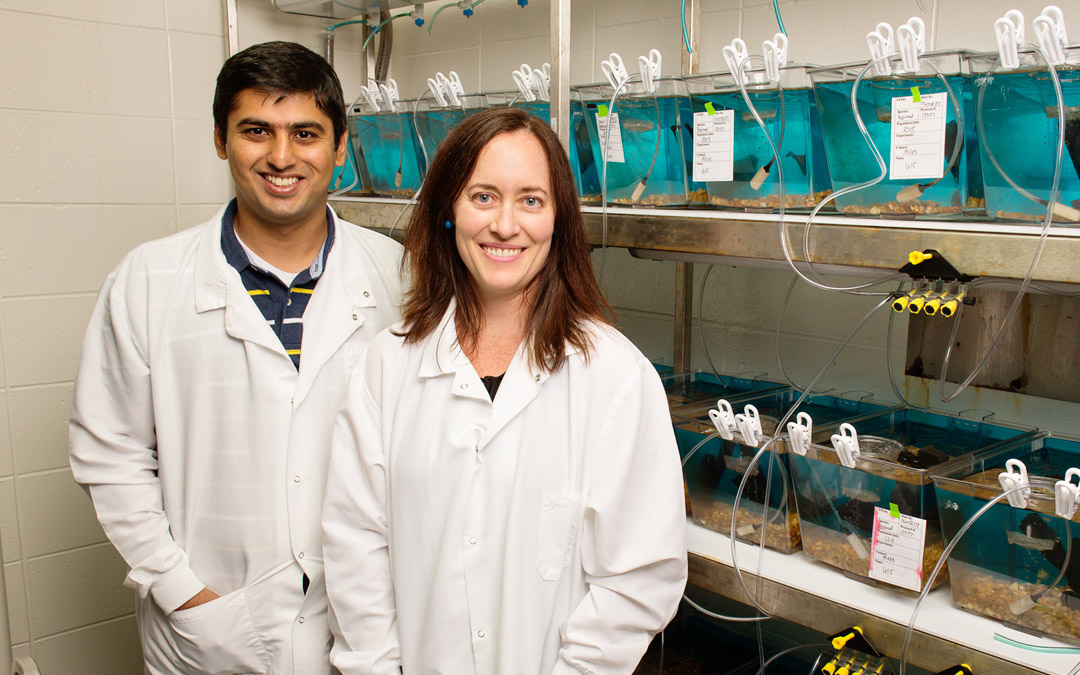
[219,199,335,282]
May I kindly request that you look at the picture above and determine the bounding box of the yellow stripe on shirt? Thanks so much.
[248,289,270,296]
[286,349,302,355]
[290,288,314,295]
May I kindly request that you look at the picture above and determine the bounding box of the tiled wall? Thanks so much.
[0,0,368,671]
[0,0,1074,672]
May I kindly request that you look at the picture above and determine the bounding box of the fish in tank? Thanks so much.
[809,51,983,218]
[966,49,1080,224]
[349,108,425,198]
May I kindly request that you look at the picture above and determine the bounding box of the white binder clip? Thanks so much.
[601,53,631,90]
[786,412,813,457]
[897,17,926,74]
[866,22,895,76]
[762,33,788,84]
[708,400,738,441]
[735,404,764,447]
[532,63,551,101]
[435,72,462,107]
[638,49,662,94]
[512,64,537,102]
[831,422,861,469]
[426,76,449,107]
[378,79,399,113]
[995,10,1025,71]
[722,38,751,86]
[1055,468,1080,519]
[359,81,382,113]
[997,458,1031,509]
[1034,5,1069,67]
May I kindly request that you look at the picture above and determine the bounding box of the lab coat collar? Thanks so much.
[417,300,582,383]
[193,204,378,400]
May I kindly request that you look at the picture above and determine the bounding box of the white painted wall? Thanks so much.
[0,0,1074,671]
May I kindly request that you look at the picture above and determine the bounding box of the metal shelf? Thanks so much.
[687,523,1068,675]
[331,198,1080,284]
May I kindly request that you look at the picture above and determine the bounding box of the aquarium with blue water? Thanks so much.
[349,101,425,198]
[659,369,786,409]
[810,50,983,217]
[789,407,1034,593]
[932,433,1080,641]
[673,389,895,552]
[334,132,373,196]
[413,94,485,168]
[684,65,832,212]
[965,48,1080,224]
[577,79,701,206]
[570,99,603,204]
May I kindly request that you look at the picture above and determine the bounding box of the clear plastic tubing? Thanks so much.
[937,45,1064,403]
[598,74,639,290]
[729,293,893,615]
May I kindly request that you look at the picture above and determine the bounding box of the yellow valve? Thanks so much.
[908,293,928,314]
[831,627,862,650]
[924,296,943,316]
[822,658,838,675]
[909,250,933,265]
[893,290,916,313]
[836,666,850,675]
[940,292,965,318]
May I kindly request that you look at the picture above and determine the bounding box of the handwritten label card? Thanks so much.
[889,92,947,181]
[595,112,626,163]
[693,110,734,182]
[869,506,927,591]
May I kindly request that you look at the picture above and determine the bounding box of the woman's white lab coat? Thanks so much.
[69,205,403,674]
[323,307,688,675]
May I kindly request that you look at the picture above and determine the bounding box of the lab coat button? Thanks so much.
[298,552,304,559]
[477,629,485,638]
[363,291,370,297]
[298,617,305,624]
[534,373,540,381]
[460,383,468,390]
[294,475,301,483]
[469,537,477,545]
[352,313,359,320]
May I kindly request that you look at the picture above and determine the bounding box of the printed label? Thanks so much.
[595,112,626,163]
[889,92,947,181]
[869,506,927,591]
[693,110,734,182]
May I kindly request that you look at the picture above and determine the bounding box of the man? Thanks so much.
[69,41,402,674]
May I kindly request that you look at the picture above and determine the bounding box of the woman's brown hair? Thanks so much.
[398,107,612,371]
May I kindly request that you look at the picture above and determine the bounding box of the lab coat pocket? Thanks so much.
[167,587,271,674]
[536,492,581,581]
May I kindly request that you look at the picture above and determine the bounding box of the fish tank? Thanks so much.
[965,47,1080,224]
[659,370,786,410]
[334,131,374,196]
[571,99,603,204]
[576,79,702,207]
[673,389,895,553]
[413,93,486,169]
[809,50,984,217]
[348,98,425,198]
[932,433,1080,641]
[788,408,1035,593]
[683,64,833,212]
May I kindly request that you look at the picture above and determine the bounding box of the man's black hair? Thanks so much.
[213,41,347,148]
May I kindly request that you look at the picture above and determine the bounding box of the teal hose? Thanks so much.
[363,13,412,51]
[427,2,459,35]
[772,0,787,35]
[681,0,692,54]
[326,18,366,32]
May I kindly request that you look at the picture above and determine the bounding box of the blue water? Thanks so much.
[934,436,1080,640]
[813,72,976,216]
[970,64,1080,223]
[571,100,602,203]
[349,112,425,197]
[688,88,832,211]
[414,107,481,165]
[581,91,695,206]
[675,391,892,552]
[663,372,787,408]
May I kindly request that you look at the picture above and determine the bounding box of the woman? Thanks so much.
[322,107,687,675]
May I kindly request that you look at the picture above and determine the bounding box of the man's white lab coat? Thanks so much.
[69,204,403,674]
[323,307,688,675]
